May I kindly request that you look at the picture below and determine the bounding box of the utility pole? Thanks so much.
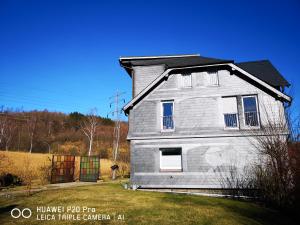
[107,90,125,180]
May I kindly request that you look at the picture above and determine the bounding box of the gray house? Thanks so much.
[119,54,291,189]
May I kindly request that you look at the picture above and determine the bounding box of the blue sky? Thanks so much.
[0,0,299,120]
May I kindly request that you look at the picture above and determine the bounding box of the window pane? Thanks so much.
[224,114,238,127]
[163,102,173,116]
[243,97,257,112]
[243,96,259,126]
[160,148,182,170]
[162,102,174,129]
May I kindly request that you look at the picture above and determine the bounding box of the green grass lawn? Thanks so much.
[0,183,297,225]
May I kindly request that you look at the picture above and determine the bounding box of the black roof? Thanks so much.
[121,55,233,68]
[120,55,290,88]
[236,60,290,87]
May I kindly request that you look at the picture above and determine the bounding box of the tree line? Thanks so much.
[0,106,129,160]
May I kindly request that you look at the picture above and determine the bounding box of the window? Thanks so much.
[181,73,192,88]
[222,97,238,128]
[242,96,259,127]
[160,148,182,171]
[207,71,219,86]
[161,101,174,130]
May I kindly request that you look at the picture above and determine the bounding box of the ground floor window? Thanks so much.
[160,148,182,172]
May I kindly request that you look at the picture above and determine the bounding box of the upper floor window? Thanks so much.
[207,71,219,86]
[161,101,174,131]
[222,97,239,129]
[242,96,259,127]
[160,148,182,172]
[181,73,192,88]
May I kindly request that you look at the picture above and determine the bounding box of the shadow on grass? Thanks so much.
[0,204,18,220]
[0,204,18,215]
[161,193,297,225]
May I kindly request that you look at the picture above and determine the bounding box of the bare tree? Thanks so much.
[27,113,37,153]
[3,119,17,151]
[0,108,17,151]
[81,108,99,156]
[0,106,8,147]
[0,115,7,148]
[43,141,51,154]
[250,103,297,208]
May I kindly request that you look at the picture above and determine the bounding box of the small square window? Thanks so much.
[181,73,192,88]
[207,71,219,86]
[160,148,182,172]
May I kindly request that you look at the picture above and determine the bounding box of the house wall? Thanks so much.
[128,68,286,188]
[130,136,259,188]
[128,69,285,138]
[132,65,165,97]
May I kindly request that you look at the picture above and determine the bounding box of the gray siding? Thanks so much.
[128,69,285,138]
[132,65,165,97]
[128,68,286,188]
[130,136,258,188]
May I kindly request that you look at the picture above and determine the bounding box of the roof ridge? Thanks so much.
[236,59,270,64]
[119,54,200,60]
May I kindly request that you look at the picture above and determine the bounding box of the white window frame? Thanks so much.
[222,97,239,130]
[207,71,219,86]
[159,148,182,172]
[180,72,192,88]
[161,101,175,132]
[242,95,260,128]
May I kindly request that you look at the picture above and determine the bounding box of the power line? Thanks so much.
[107,90,126,180]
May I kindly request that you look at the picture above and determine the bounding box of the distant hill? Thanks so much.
[0,110,128,161]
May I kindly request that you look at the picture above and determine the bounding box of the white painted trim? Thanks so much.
[119,54,200,60]
[241,95,261,128]
[127,132,289,140]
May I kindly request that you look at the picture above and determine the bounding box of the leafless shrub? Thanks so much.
[39,156,52,185]
[217,165,257,197]
[0,152,10,173]
[15,156,37,195]
[250,103,298,208]
[118,162,130,178]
